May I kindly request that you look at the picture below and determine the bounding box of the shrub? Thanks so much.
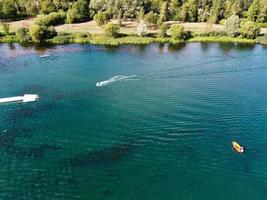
[2,23,10,35]
[16,27,31,42]
[240,21,260,39]
[29,25,57,42]
[224,14,240,37]
[170,24,186,42]
[104,23,120,38]
[137,20,147,37]
[35,11,66,26]
[94,11,110,27]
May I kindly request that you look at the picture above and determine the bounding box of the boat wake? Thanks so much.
[96,75,137,87]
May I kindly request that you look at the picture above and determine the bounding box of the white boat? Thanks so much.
[40,54,50,58]
[0,94,39,104]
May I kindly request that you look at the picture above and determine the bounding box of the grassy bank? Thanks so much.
[188,36,255,44]
[50,34,170,45]
[0,33,260,46]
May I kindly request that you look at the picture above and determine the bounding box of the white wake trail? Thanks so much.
[96,75,136,87]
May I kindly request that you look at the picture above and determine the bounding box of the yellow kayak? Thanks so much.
[232,141,244,153]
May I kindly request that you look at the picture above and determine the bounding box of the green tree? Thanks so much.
[2,0,17,18]
[89,0,108,17]
[94,11,110,27]
[26,0,40,16]
[247,0,266,22]
[224,0,243,18]
[29,25,57,42]
[40,0,56,14]
[209,0,222,23]
[158,1,167,26]
[66,0,89,23]
[170,24,186,42]
[104,23,120,37]
[170,0,182,19]
[187,0,198,22]
[29,25,45,42]
[138,7,145,22]
[224,14,240,37]
[240,21,260,38]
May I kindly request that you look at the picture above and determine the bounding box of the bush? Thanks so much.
[104,23,120,38]
[137,20,147,37]
[29,25,57,42]
[16,27,31,42]
[240,21,260,39]
[2,23,10,35]
[94,11,110,27]
[35,11,66,26]
[170,24,186,42]
[224,15,240,37]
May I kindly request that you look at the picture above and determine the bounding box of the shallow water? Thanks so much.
[0,43,267,200]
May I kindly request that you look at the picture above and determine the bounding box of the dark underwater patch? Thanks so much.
[0,128,33,147]
[5,144,62,159]
[21,84,47,94]
[65,142,133,168]
[9,102,57,123]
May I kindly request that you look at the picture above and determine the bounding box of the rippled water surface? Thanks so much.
[0,43,267,200]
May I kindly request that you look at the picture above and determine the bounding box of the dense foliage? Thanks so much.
[240,20,260,38]
[16,27,31,42]
[104,23,120,37]
[170,24,186,42]
[224,14,240,37]
[29,24,57,42]
[0,0,266,24]
[36,10,66,26]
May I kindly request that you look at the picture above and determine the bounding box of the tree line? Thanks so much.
[0,0,266,24]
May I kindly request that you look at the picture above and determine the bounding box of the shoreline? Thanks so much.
[0,34,258,46]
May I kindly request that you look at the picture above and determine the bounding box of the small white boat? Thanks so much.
[0,94,39,104]
[40,54,50,58]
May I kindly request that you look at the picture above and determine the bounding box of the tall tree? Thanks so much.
[157,1,167,26]
[2,0,18,18]
[208,0,223,23]
[67,0,89,23]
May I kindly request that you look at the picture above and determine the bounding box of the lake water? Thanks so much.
[0,42,267,200]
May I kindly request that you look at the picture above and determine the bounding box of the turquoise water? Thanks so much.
[0,42,267,200]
